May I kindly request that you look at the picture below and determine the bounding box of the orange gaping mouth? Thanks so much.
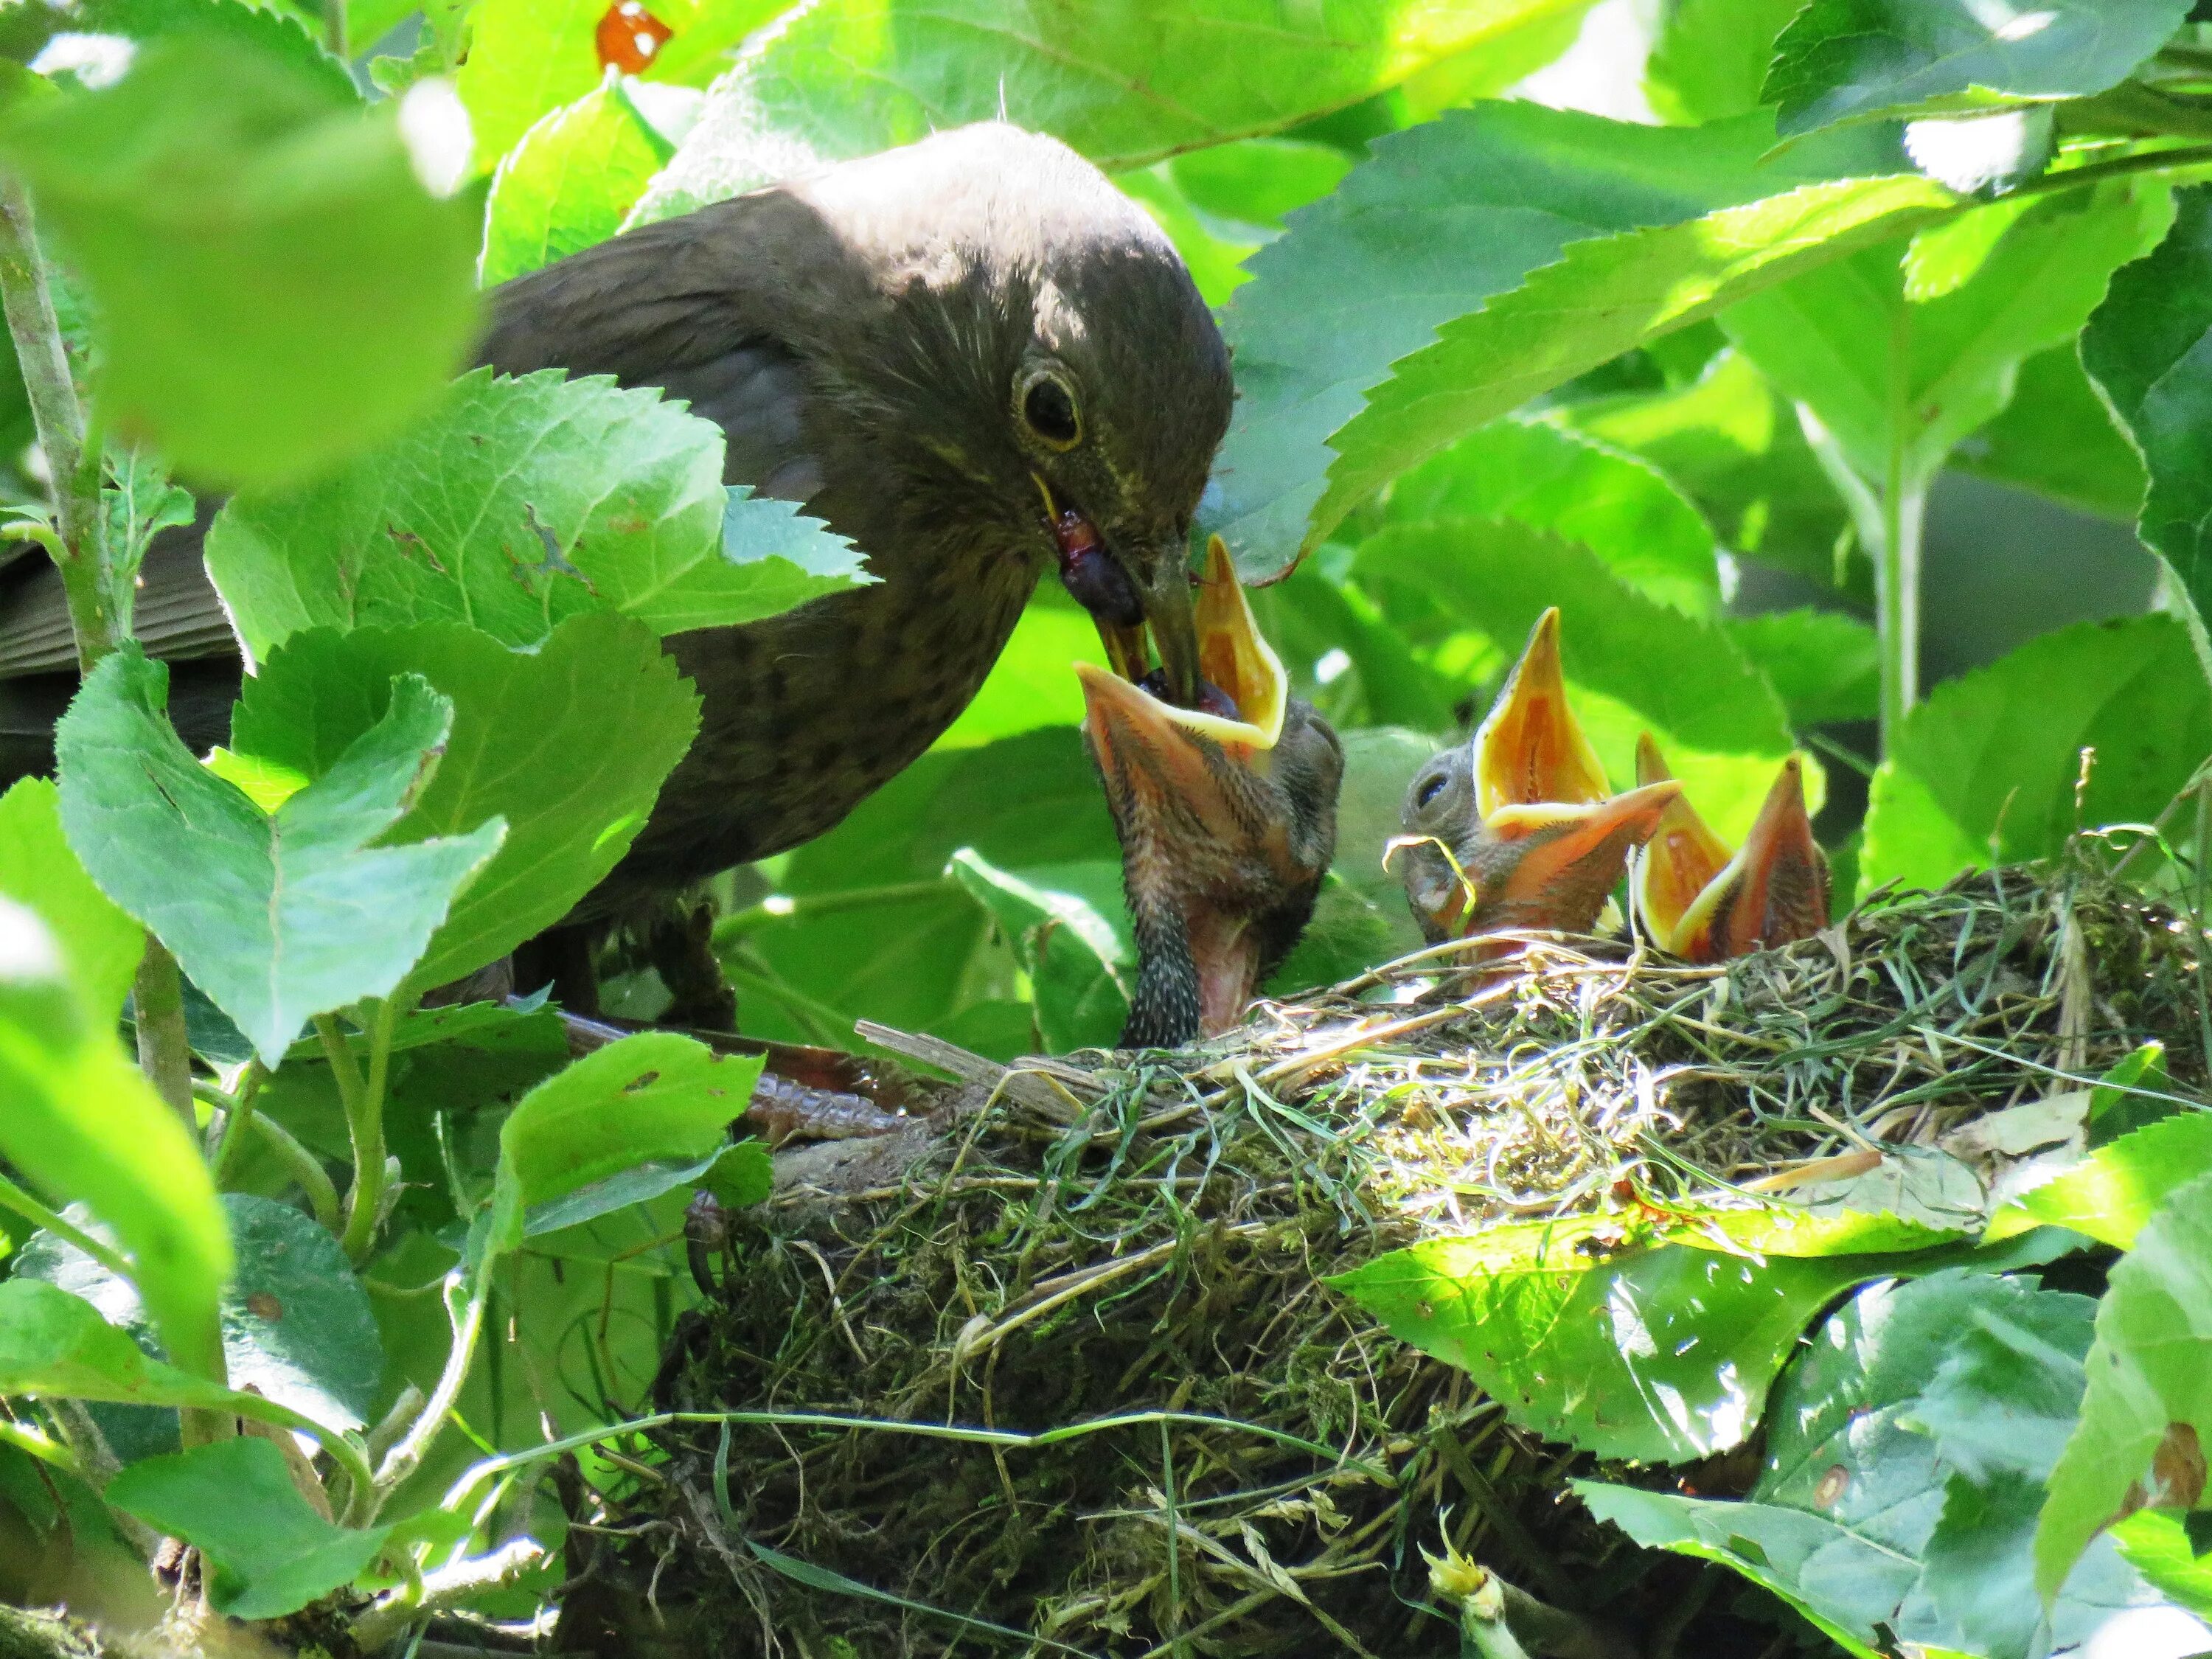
[1074,534,1287,754]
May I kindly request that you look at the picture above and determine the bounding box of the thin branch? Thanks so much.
[0,1174,132,1281]
[350,1539,546,1651]
[340,996,404,1262]
[0,173,113,667]
[131,939,195,1132]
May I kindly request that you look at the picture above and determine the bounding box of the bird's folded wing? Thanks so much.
[1,519,229,677]
[476,194,830,498]
[0,192,832,686]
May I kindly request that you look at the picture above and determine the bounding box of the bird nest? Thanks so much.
[570,860,2207,1659]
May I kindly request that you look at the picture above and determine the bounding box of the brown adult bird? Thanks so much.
[1078,538,1342,1048]
[0,124,1232,948]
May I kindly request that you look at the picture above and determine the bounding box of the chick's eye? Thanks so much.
[1021,372,1081,448]
[1415,772,1448,810]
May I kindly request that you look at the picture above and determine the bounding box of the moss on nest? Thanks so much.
[563,864,2206,1658]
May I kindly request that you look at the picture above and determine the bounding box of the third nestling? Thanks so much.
[1391,608,1829,962]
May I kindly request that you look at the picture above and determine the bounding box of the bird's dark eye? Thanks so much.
[1415,771,1448,810]
[1020,372,1081,449]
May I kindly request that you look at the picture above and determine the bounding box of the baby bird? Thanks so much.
[1392,608,1678,947]
[1632,735,1831,961]
[1078,538,1343,1047]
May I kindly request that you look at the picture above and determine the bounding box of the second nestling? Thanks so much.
[1391,608,1830,964]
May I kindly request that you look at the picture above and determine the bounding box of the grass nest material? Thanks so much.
[565,861,2207,1659]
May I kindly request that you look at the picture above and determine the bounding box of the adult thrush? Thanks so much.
[1079,538,1342,1048]
[0,125,1234,925]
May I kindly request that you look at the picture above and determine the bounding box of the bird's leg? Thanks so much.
[647,895,739,1032]
[514,922,604,1016]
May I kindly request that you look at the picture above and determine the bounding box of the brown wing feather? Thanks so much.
[0,190,829,689]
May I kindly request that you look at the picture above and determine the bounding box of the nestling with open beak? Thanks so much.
[1391,608,1680,947]
[1632,735,1831,962]
[1078,538,1343,1048]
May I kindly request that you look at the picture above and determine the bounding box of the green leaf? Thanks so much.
[0,778,139,1025]
[0,1279,252,1414]
[1988,1110,2212,1252]
[1906,1279,2097,1486]
[1575,1482,1905,1655]
[2088,1043,2179,1149]
[1565,348,1861,596]
[1723,608,1880,726]
[524,1144,747,1237]
[1331,1214,1918,1462]
[457,0,782,171]
[1860,616,2212,894]
[633,0,1602,222]
[1354,518,1793,759]
[700,1139,772,1211]
[1764,0,2191,136]
[1721,187,2171,495]
[55,647,505,1062]
[2038,1170,2212,1597]
[731,728,1119,1054]
[72,0,358,104]
[1307,173,1962,570]
[1953,342,2146,522]
[480,77,673,288]
[948,850,1130,1054]
[105,1436,392,1618]
[0,904,229,1381]
[934,601,1105,749]
[1216,108,1950,577]
[1251,570,1460,735]
[0,36,478,487]
[101,448,195,604]
[490,1032,762,1254]
[227,616,700,993]
[1166,139,1354,232]
[1645,0,1807,125]
[18,1194,384,1453]
[1382,419,1721,617]
[1920,1471,2049,1659]
[2112,1509,2212,1621]
[1619,1270,2149,1659]
[1756,1272,2003,1554]
[2083,184,2212,630]
[209,369,867,659]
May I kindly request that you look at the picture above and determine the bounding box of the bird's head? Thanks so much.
[836,124,1234,704]
[1390,607,1676,945]
[1077,537,1341,1046]
[1632,737,1831,961]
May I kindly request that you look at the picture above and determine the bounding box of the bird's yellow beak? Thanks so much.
[1475,782,1685,933]
[1472,607,1610,818]
[1074,534,1285,755]
[1632,735,1830,961]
